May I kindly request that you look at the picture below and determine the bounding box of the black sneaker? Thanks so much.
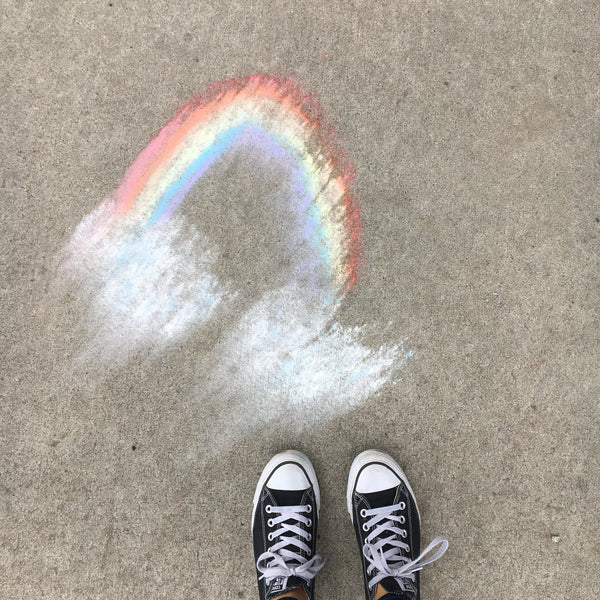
[252,451,325,600]
[347,450,448,600]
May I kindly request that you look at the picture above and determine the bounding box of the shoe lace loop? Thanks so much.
[362,503,448,589]
[256,504,324,583]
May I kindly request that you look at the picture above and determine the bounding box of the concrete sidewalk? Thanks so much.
[1,1,598,598]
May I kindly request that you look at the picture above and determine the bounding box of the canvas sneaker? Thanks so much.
[252,451,324,600]
[347,450,448,600]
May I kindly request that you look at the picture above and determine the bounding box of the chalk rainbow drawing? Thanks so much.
[116,74,360,292]
[55,74,409,419]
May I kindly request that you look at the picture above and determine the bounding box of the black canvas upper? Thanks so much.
[253,463,319,600]
[350,464,422,600]
[378,593,414,600]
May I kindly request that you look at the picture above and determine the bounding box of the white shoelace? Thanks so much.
[362,503,449,589]
[256,504,325,583]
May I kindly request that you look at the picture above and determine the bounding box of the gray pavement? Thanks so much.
[1,1,599,599]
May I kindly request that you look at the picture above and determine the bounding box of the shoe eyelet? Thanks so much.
[265,505,272,514]
[399,515,406,524]
[307,518,312,527]
[267,519,274,527]
[305,504,312,514]
[399,502,406,510]
[360,508,367,518]
[362,523,370,532]
[307,533,312,541]
[401,529,407,538]
[268,533,274,542]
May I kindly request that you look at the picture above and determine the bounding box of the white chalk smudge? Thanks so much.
[211,283,408,417]
[55,202,227,366]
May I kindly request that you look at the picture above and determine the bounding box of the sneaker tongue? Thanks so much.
[264,489,311,600]
[378,577,416,600]
[362,485,399,508]
[378,593,414,600]
[268,487,307,506]
[267,575,304,600]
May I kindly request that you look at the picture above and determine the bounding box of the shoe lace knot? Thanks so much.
[362,503,448,589]
[256,504,325,584]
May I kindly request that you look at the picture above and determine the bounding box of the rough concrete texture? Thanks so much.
[1,1,599,598]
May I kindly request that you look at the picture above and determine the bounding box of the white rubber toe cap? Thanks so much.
[355,463,401,493]
[267,463,311,491]
[347,450,420,520]
[252,451,321,531]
